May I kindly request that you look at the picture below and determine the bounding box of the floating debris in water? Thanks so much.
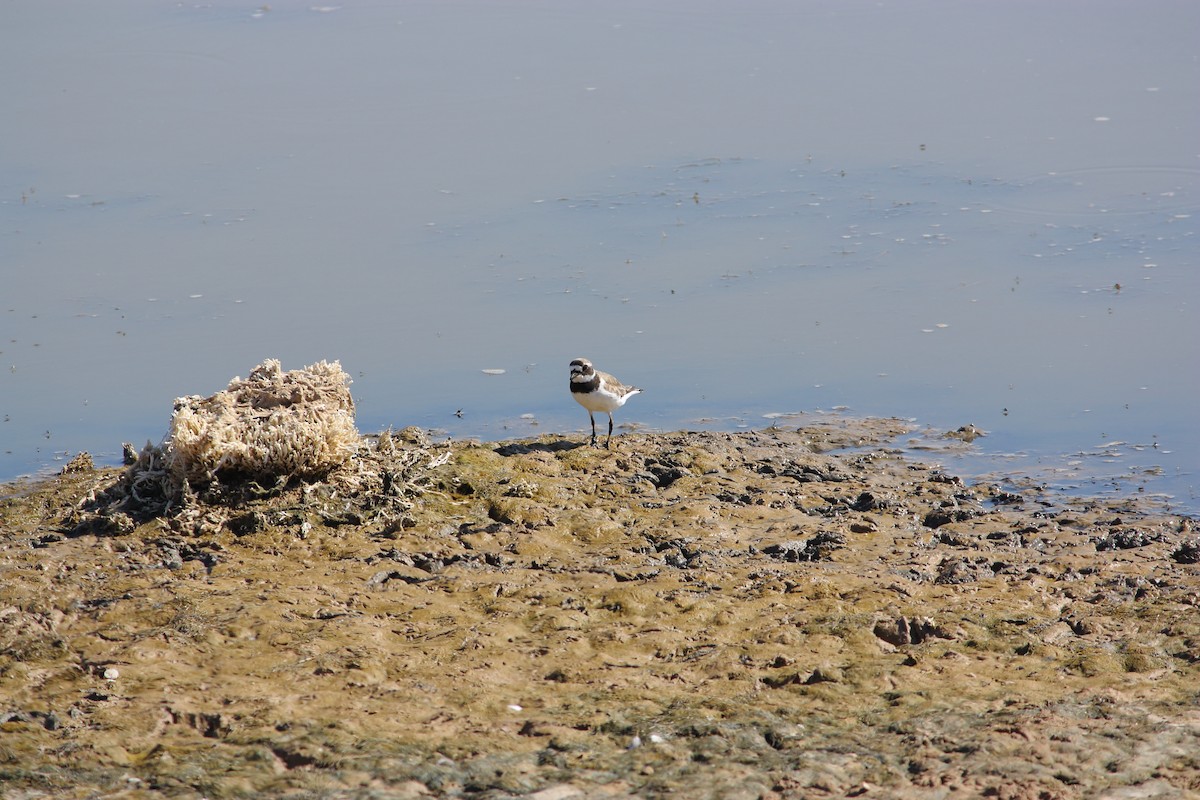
[762,411,805,420]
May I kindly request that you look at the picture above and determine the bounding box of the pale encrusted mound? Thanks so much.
[167,359,359,485]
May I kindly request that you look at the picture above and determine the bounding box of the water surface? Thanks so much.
[3,1,1197,509]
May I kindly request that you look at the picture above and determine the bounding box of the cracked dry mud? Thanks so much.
[2,420,1198,799]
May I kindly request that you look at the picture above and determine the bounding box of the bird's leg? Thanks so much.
[606,413,614,449]
[589,412,598,447]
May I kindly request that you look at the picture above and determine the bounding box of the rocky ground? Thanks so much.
[1,419,1198,799]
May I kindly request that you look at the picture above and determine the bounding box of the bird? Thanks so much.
[569,357,642,448]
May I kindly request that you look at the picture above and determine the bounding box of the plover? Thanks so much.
[569,358,642,448]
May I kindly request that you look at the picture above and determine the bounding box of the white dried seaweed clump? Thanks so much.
[167,359,360,485]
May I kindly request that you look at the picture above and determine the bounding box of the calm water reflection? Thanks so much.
[3,1,1197,509]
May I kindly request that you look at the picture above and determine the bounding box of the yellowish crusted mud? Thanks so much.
[1,421,1198,799]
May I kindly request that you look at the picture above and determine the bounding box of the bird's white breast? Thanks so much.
[572,378,638,413]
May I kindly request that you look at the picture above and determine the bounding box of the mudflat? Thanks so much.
[2,420,1197,799]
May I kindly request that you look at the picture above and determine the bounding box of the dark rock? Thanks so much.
[763,531,846,562]
[228,511,268,536]
[924,506,982,529]
[1171,540,1200,564]
[1095,529,1161,550]
[873,616,957,646]
[849,491,884,511]
[644,462,691,489]
[936,557,985,584]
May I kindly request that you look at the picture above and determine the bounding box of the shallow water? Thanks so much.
[3,1,1198,510]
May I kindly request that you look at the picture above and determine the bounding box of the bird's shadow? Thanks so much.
[494,439,588,457]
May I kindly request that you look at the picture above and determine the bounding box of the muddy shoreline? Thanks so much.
[2,421,1198,799]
